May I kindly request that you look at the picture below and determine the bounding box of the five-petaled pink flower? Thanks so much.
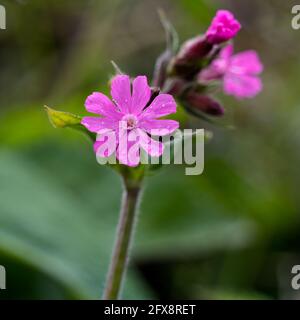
[198,44,263,99]
[206,10,241,44]
[81,75,179,166]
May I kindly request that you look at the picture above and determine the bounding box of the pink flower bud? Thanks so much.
[163,77,187,96]
[206,10,241,44]
[175,36,213,64]
[186,92,224,116]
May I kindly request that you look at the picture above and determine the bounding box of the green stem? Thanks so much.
[102,177,142,300]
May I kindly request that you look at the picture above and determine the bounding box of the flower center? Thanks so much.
[121,114,138,130]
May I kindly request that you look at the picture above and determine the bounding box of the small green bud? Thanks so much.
[44,105,96,142]
[44,105,82,128]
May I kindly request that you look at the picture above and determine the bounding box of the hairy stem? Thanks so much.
[102,177,142,300]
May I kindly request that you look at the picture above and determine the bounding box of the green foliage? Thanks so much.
[0,145,258,299]
[0,150,151,299]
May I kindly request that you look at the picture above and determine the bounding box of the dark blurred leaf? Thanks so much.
[0,150,152,299]
[136,167,257,260]
[198,287,271,300]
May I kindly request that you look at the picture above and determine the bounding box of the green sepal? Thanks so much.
[44,105,96,142]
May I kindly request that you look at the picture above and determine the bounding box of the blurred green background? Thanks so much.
[1,0,300,299]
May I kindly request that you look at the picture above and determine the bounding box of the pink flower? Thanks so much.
[206,10,241,44]
[198,44,263,99]
[81,75,179,166]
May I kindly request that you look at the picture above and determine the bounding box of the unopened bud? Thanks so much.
[163,77,187,96]
[44,105,96,141]
[44,105,82,128]
[175,36,213,64]
[186,92,224,116]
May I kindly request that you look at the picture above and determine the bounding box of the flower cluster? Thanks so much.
[80,9,263,167]
[163,10,263,116]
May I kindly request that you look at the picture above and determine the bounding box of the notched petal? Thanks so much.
[131,76,151,114]
[85,92,120,119]
[142,94,177,119]
[110,75,132,113]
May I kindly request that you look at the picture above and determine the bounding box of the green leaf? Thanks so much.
[0,150,153,299]
[0,145,258,299]
[44,106,96,142]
